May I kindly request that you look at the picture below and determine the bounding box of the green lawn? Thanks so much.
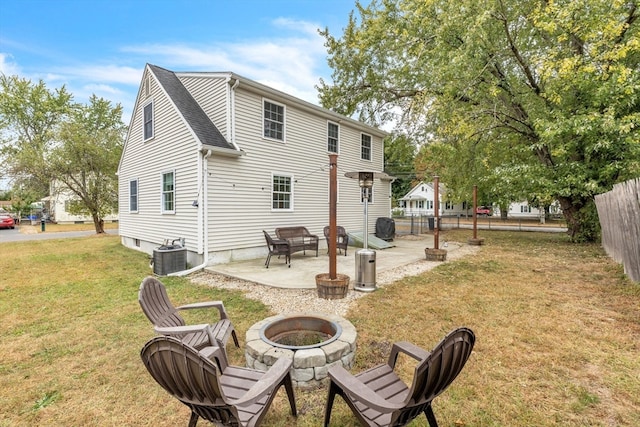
[1,230,638,426]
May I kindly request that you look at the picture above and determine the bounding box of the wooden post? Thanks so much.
[473,185,478,240]
[329,154,338,279]
[434,175,439,249]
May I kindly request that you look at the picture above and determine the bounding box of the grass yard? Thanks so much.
[0,230,638,426]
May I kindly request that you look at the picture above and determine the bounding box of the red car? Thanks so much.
[0,214,15,229]
[476,206,492,216]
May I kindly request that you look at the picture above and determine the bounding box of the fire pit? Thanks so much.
[245,313,357,388]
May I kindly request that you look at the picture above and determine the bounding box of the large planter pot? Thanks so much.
[467,238,485,246]
[425,248,448,261]
[315,273,350,300]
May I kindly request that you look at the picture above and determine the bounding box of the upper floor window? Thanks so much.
[272,174,293,210]
[327,122,339,153]
[361,133,372,160]
[143,101,154,141]
[161,171,175,213]
[263,99,285,141]
[521,205,531,213]
[129,179,138,213]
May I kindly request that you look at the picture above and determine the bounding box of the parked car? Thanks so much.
[476,206,492,216]
[0,214,15,229]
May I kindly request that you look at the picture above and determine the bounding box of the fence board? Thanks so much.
[595,178,640,283]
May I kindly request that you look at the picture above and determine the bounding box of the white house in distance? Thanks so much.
[117,64,391,267]
[398,182,467,216]
[43,182,118,224]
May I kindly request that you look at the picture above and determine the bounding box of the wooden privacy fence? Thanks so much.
[594,178,640,283]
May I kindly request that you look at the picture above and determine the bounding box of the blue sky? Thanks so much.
[1,0,363,124]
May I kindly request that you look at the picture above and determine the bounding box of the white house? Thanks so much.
[117,64,391,267]
[494,200,562,219]
[43,182,118,224]
[398,182,467,216]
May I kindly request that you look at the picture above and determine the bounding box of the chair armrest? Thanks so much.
[327,365,404,413]
[232,357,293,406]
[388,341,430,368]
[177,300,229,320]
[154,323,210,337]
[199,345,229,372]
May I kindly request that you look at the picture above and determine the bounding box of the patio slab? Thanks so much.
[206,234,446,289]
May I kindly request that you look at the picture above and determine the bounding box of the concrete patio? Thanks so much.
[206,234,461,289]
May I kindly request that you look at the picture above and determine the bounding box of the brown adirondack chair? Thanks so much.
[323,225,349,256]
[141,335,297,427]
[263,230,291,268]
[324,327,476,427]
[138,276,239,350]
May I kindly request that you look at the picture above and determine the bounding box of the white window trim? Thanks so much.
[161,170,176,214]
[262,98,286,142]
[361,133,372,161]
[143,100,154,142]
[327,120,340,153]
[271,172,294,212]
[129,178,139,213]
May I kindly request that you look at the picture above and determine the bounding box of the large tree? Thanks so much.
[0,76,125,233]
[319,0,640,241]
[50,95,125,233]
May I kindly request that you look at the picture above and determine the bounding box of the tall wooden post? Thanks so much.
[473,185,478,240]
[329,154,338,279]
[434,175,440,249]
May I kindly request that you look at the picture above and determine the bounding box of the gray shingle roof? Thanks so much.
[148,64,236,151]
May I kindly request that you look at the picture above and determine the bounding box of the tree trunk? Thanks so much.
[557,196,599,242]
[92,213,105,234]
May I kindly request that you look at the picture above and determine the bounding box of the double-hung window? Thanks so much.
[327,122,339,153]
[361,133,371,160]
[129,179,138,213]
[263,99,285,141]
[272,174,293,210]
[143,101,154,140]
[161,171,175,213]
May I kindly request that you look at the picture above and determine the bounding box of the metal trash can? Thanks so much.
[355,248,376,292]
[153,241,186,276]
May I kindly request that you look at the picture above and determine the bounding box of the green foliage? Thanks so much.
[0,76,125,233]
[319,0,640,242]
[384,134,417,204]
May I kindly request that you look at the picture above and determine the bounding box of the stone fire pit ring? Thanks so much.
[245,312,357,389]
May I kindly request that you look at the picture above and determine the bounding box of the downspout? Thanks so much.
[170,149,212,276]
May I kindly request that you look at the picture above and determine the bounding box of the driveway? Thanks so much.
[0,226,118,242]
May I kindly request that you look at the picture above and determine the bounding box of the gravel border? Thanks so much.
[189,241,479,317]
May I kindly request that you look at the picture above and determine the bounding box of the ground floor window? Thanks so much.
[272,174,292,210]
[162,171,175,213]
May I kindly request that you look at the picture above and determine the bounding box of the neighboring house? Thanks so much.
[398,182,467,216]
[118,64,391,267]
[494,200,562,219]
[43,182,118,224]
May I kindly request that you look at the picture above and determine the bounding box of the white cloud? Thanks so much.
[0,53,21,76]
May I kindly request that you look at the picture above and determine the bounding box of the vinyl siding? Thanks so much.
[118,68,200,252]
[206,84,390,253]
[179,75,229,139]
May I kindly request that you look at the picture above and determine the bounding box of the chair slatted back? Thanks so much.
[409,327,475,404]
[141,336,239,424]
[139,277,186,328]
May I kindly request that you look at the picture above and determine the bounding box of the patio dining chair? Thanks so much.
[141,335,297,427]
[138,276,239,351]
[262,230,291,268]
[324,327,476,427]
[323,225,348,256]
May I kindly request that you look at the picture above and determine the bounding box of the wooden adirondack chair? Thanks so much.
[138,276,239,350]
[324,327,476,427]
[141,335,297,427]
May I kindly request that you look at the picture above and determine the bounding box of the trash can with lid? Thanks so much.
[153,241,186,276]
[354,248,376,292]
